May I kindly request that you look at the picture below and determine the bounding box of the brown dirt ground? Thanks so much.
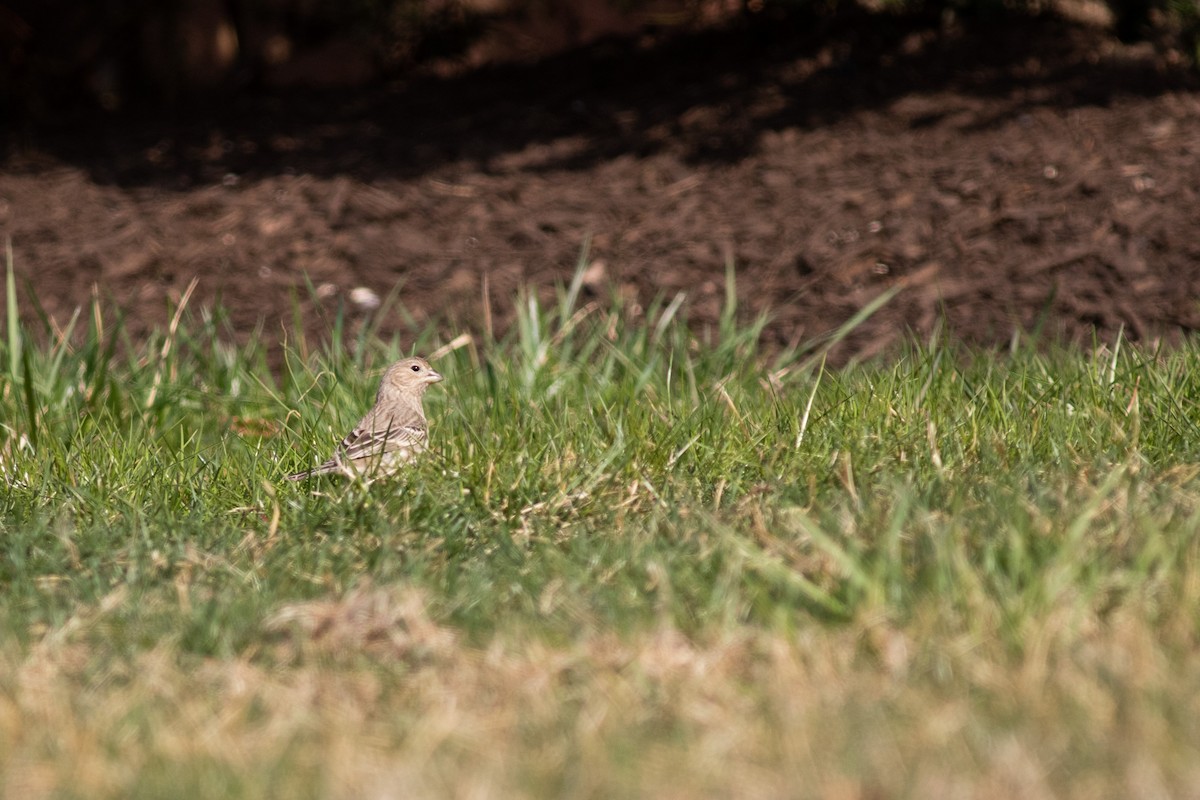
[3,9,1200,364]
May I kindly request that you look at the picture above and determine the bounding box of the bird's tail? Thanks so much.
[285,460,338,481]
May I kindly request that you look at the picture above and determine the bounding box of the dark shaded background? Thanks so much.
[2,0,1200,361]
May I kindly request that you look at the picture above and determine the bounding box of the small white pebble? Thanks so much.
[349,286,381,310]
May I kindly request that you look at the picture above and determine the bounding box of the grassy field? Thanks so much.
[2,258,1200,798]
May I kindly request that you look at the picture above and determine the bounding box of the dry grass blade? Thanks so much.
[144,276,199,409]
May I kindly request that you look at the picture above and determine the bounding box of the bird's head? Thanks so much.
[380,356,444,398]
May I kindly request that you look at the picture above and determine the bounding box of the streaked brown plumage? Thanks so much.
[286,357,443,481]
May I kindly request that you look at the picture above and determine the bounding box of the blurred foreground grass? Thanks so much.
[1,258,1200,798]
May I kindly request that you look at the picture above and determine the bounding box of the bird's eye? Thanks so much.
[411,364,421,372]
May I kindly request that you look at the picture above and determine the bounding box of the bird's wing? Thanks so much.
[338,417,427,462]
[286,407,427,481]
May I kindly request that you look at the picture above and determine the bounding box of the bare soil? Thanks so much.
[4,9,1200,363]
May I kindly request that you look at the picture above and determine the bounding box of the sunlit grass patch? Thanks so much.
[2,247,1200,796]
[4,593,1200,799]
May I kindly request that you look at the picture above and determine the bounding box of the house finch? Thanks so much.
[286,356,444,481]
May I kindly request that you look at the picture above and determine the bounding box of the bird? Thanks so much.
[286,356,444,481]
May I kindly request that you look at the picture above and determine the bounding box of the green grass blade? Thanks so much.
[5,238,18,383]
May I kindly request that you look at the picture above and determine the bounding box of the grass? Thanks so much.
[2,253,1200,798]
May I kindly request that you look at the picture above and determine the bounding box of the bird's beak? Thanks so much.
[427,369,444,383]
